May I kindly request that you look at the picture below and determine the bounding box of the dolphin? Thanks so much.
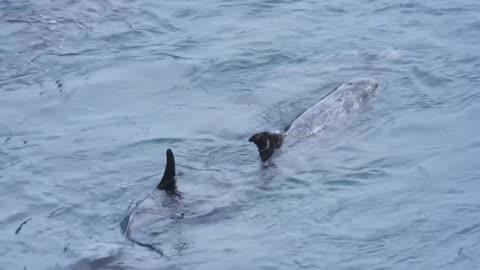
[248,77,379,162]
[120,148,183,256]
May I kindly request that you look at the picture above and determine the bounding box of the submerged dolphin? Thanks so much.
[249,77,379,162]
[120,149,182,256]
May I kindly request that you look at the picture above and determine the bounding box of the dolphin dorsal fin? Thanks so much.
[156,149,176,192]
[248,132,284,162]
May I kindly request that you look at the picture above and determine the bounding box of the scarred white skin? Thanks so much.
[282,77,379,145]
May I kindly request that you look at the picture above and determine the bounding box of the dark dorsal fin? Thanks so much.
[248,131,284,162]
[156,149,176,192]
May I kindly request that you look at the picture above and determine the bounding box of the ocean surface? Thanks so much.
[1,0,480,269]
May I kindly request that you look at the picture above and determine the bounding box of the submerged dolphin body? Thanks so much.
[249,77,379,162]
[120,149,183,256]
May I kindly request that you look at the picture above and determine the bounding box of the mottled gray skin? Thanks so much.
[249,77,379,162]
[283,77,379,145]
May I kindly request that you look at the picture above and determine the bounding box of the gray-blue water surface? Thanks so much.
[1,0,480,269]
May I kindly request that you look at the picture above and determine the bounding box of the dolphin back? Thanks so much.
[284,77,378,140]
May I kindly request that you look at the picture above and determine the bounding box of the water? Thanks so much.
[1,0,480,269]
